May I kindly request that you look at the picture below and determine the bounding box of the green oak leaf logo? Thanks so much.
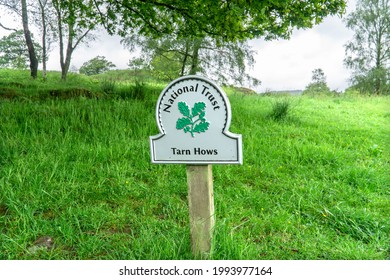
[176,101,210,137]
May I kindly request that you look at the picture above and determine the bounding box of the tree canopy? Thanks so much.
[0,30,42,69]
[52,0,99,80]
[79,56,116,75]
[93,0,346,41]
[344,0,389,95]
[122,34,260,86]
[303,68,331,95]
[1,0,347,83]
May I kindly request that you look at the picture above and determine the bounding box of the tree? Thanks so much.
[122,35,260,86]
[128,57,149,72]
[93,0,346,41]
[100,0,345,87]
[21,0,39,78]
[344,0,390,95]
[149,52,183,81]
[52,0,99,80]
[303,68,331,95]
[0,0,56,80]
[1,0,99,81]
[0,0,40,78]
[0,30,42,69]
[79,56,116,75]
[36,0,55,81]
[43,0,345,80]
[0,0,18,32]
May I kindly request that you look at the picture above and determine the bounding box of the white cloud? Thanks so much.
[248,0,357,92]
[47,32,131,71]
[250,15,354,92]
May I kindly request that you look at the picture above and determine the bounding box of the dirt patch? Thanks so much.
[0,204,9,216]
[1,87,100,100]
[28,236,55,254]
[0,87,20,99]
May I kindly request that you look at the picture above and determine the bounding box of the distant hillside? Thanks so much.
[260,89,303,95]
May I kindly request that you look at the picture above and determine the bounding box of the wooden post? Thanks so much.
[186,164,215,258]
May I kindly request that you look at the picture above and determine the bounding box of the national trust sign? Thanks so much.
[150,75,242,164]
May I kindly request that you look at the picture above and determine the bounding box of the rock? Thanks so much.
[28,236,54,254]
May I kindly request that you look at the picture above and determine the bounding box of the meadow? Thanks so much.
[0,70,389,259]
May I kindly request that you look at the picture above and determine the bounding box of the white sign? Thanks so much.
[150,75,242,164]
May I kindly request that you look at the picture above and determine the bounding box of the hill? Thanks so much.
[1,69,389,260]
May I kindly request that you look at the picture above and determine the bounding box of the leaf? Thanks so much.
[176,117,191,130]
[178,102,190,117]
[193,121,209,134]
[199,111,206,121]
[191,102,206,117]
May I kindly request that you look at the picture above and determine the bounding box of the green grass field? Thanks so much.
[1,70,389,259]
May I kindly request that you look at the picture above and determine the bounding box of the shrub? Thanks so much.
[302,82,332,96]
[114,80,147,100]
[79,56,116,76]
[129,80,146,100]
[101,79,116,94]
[268,99,292,121]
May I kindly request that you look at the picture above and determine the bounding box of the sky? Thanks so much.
[0,0,356,92]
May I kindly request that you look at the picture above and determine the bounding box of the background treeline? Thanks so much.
[1,0,388,94]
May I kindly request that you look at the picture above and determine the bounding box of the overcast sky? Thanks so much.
[0,0,356,92]
[251,1,356,92]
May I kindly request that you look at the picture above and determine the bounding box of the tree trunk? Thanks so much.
[62,29,74,80]
[181,41,190,76]
[52,0,94,80]
[59,20,80,81]
[21,0,38,79]
[189,39,201,75]
[39,0,47,81]
[53,0,68,80]
[374,24,383,95]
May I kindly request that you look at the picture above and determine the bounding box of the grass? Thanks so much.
[267,98,294,121]
[0,69,100,98]
[0,70,389,260]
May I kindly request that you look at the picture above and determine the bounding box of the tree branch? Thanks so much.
[0,22,18,31]
[72,28,92,50]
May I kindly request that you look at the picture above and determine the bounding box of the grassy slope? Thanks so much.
[1,70,389,259]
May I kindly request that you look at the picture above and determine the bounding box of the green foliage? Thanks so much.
[303,68,332,96]
[93,0,346,41]
[100,79,116,94]
[122,35,261,87]
[79,56,116,76]
[351,66,390,96]
[303,83,331,96]
[51,0,100,80]
[267,99,292,121]
[94,69,160,84]
[149,53,182,81]
[0,69,100,99]
[0,30,42,69]
[344,0,390,95]
[128,80,147,100]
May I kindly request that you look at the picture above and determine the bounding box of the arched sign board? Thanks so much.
[150,75,242,164]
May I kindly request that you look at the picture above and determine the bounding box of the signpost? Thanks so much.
[150,75,242,257]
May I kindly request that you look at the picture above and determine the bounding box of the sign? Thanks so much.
[150,75,242,164]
